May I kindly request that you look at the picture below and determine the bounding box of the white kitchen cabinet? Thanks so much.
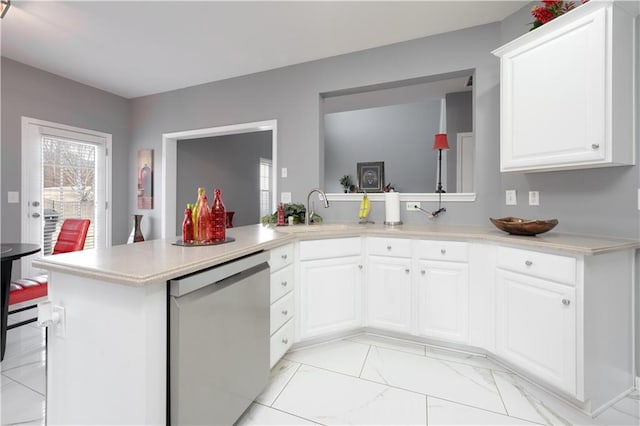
[366,256,412,333]
[298,238,363,341]
[493,1,636,172]
[417,259,469,343]
[365,237,412,333]
[415,241,469,343]
[269,243,294,367]
[495,269,576,394]
[493,245,633,408]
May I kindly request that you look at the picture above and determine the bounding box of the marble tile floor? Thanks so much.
[2,324,639,426]
[239,333,640,426]
[1,312,46,426]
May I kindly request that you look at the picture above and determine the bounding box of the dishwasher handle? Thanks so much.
[169,251,270,297]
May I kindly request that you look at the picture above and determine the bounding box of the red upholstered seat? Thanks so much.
[9,219,90,308]
[52,219,91,254]
[9,279,48,304]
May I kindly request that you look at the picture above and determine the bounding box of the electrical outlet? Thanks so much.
[280,192,291,203]
[54,306,66,338]
[505,190,517,206]
[281,168,287,178]
[529,191,540,206]
[406,202,420,211]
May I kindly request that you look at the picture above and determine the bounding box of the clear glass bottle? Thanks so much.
[182,204,194,244]
[211,188,226,242]
[196,189,211,243]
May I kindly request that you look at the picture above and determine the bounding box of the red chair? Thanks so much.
[8,219,90,329]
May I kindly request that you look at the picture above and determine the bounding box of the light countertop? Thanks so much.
[33,223,639,287]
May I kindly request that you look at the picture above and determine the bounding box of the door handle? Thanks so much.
[31,212,41,218]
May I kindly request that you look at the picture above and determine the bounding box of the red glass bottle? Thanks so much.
[277,203,285,226]
[211,188,226,242]
[182,204,194,244]
[196,190,211,243]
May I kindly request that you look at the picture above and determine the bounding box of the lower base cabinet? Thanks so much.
[366,255,412,333]
[417,259,469,343]
[290,236,633,414]
[495,269,577,395]
[298,256,363,340]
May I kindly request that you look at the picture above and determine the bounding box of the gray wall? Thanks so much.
[175,131,272,232]
[1,58,131,278]
[445,91,473,191]
[130,22,503,237]
[323,100,441,193]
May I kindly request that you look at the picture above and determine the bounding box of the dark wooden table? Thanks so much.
[1,243,40,361]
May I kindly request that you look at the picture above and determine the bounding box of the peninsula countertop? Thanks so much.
[33,223,640,287]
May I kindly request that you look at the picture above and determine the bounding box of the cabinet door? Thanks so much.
[366,256,412,333]
[299,256,362,340]
[495,269,576,395]
[417,260,469,343]
[499,6,607,171]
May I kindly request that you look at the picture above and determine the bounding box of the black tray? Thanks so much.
[172,237,236,247]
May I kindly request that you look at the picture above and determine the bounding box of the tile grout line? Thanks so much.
[358,345,372,378]
[251,401,321,426]
[491,369,510,417]
[425,395,429,426]
[268,362,302,408]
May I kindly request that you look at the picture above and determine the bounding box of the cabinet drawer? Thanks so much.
[270,318,294,368]
[367,237,412,258]
[417,240,468,262]
[270,244,293,272]
[299,238,361,260]
[270,292,294,335]
[270,264,294,303]
[497,246,576,285]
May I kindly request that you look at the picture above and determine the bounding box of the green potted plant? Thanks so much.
[339,175,353,193]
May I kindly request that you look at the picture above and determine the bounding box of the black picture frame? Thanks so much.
[357,161,385,192]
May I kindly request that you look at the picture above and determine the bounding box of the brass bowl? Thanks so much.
[490,217,558,236]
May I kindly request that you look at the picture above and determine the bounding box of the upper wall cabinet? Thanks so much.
[492,1,636,172]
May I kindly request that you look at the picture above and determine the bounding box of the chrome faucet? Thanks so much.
[305,188,330,225]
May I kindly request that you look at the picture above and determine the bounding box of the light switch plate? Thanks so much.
[505,190,517,206]
[281,192,292,203]
[529,191,540,206]
[7,191,19,203]
[281,168,288,178]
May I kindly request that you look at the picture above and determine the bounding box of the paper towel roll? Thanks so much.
[384,192,402,225]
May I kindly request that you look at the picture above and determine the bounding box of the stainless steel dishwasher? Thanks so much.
[169,251,270,426]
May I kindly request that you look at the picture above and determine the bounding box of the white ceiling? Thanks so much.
[1,1,525,99]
